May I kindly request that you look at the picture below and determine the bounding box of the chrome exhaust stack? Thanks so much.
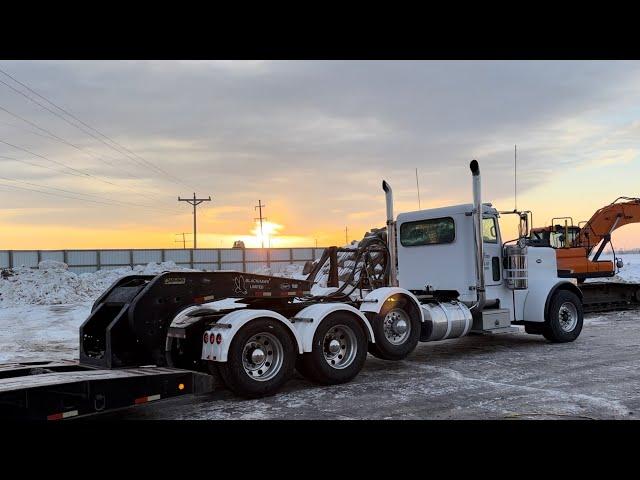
[382,180,399,287]
[470,160,485,311]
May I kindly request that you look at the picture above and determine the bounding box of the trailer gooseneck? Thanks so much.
[0,160,586,419]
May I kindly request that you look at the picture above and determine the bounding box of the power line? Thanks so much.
[0,67,201,191]
[178,193,211,249]
[0,180,129,207]
[0,104,179,207]
[0,138,89,178]
[0,174,178,213]
[0,137,183,213]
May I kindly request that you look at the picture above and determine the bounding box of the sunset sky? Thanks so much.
[1,60,640,250]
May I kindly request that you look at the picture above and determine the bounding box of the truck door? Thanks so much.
[483,215,502,286]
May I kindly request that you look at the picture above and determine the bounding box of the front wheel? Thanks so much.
[297,313,368,385]
[218,318,296,398]
[543,290,583,343]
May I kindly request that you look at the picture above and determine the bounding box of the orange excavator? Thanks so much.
[528,197,640,281]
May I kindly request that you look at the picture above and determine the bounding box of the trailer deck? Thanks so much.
[0,360,214,420]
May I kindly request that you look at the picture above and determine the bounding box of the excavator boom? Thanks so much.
[577,197,640,254]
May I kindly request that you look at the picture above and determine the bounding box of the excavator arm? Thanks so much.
[576,197,640,255]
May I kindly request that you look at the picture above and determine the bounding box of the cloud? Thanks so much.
[2,60,640,247]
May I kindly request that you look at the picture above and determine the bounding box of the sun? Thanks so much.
[251,221,283,247]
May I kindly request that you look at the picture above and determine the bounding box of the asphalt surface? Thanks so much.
[96,311,640,420]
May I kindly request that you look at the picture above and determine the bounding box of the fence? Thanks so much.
[0,248,328,274]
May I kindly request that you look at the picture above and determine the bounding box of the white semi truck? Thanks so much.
[0,160,584,418]
[196,159,583,397]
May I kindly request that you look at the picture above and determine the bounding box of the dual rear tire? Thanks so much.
[217,318,296,398]
[218,313,369,398]
[296,313,368,385]
[216,299,421,398]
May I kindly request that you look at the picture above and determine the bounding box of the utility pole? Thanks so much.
[178,193,211,249]
[514,144,518,211]
[415,168,421,209]
[254,200,267,249]
[345,226,348,245]
[174,232,191,249]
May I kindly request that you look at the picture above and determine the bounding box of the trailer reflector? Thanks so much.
[47,410,79,421]
[134,394,161,404]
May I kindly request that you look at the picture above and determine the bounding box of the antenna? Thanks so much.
[415,168,421,209]
[514,144,517,211]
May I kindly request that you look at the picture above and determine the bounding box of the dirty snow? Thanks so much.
[0,261,197,307]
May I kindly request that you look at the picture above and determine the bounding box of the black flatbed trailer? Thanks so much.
[0,360,214,420]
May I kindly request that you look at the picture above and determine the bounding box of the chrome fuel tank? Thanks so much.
[420,301,473,342]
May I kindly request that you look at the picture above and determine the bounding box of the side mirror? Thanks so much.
[616,258,624,269]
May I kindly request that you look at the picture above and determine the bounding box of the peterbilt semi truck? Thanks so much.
[0,160,584,417]
[182,159,583,397]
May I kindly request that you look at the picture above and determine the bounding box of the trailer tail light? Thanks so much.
[203,332,209,343]
[216,333,222,344]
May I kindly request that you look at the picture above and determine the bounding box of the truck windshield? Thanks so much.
[400,217,455,246]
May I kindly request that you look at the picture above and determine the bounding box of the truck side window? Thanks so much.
[483,217,498,244]
[400,217,455,246]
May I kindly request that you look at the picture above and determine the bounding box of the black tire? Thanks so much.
[218,318,296,398]
[542,290,583,343]
[368,297,421,360]
[297,312,367,385]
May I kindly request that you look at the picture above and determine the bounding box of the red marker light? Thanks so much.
[203,332,209,343]
[216,333,222,344]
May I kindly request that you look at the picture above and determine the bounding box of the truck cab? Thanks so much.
[391,161,583,338]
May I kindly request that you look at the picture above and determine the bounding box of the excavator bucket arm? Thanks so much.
[577,197,640,254]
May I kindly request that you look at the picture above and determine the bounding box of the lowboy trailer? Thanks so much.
[0,160,586,419]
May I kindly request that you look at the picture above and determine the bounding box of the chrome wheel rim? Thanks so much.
[323,325,357,370]
[558,302,578,332]
[383,308,411,345]
[242,332,283,381]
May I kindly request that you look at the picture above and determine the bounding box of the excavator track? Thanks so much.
[581,281,640,313]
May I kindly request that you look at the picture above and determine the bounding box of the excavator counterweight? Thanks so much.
[529,197,640,280]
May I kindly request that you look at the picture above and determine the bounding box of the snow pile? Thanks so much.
[0,261,195,306]
[252,263,307,280]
